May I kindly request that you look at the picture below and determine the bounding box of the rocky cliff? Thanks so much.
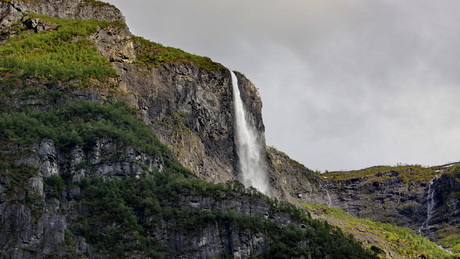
[265,145,460,256]
[320,164,460,244]
[278,155,460,254]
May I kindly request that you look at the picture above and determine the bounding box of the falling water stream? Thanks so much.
[425,179,436,225]
[419,178,436,235]
[325,189,332,207]
[231,70,271,196]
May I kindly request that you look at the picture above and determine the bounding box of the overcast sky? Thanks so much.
[105,0,460,172]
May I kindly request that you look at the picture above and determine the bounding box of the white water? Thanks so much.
[325,189,332,207]
[425,179,436,225]
[419,178,436,235]
[231,71,271,196]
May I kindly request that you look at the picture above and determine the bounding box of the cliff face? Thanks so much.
[0,134,299,258]
[0,137,164,258]
[303,164,460,247]
[265,143,460,252]
[116,62,239,184]
[0,0,124,27]
[114,48,270,186]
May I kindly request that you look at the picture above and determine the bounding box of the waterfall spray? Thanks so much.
[231,70,271,196]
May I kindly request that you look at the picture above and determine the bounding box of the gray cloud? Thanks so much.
[106,0,460,171]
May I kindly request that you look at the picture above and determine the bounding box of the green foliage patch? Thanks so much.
[440,235,460,253]
[45,173,64,195]
[0,14,117,79]
[82,0,114,6]
[452,166,460,180]
[323,164,439,184]
[0,99,168,158]
[133,36,224,71]
[0,154,38,195]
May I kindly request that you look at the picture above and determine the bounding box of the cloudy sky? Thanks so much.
[105,0,460,172]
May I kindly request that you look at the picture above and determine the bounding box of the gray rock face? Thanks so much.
[266,146,323,205]
[116,62,267,185]
[0,137,305,258]
[0,137,165,258]
[277,161,460,244]
[0,0,124,30]
[90,25,136,63]
[265,145,460,245]
[421,173,460,240]
[153,193,297,258]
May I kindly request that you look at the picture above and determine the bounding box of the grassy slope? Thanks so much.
[323,163,460,184]
[132,35,224,71]
[0,14,117,80]
[304,203,459,258]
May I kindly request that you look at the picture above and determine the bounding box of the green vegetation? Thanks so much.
[0,99,169,157]
[70,172,376,258]
[304,203,459,258]
[133,36,224,71]
[323,164,439,184]
[45,174,64,195]
[83,0,113,6]
[452,165,460,180]
[440,235,460,253]
[0,14,117,80]
[0,154,38,198]
[160,111,195,135]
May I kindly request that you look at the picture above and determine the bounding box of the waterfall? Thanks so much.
[325,189,332,207]
[419,178,436,235]
[425,179,436,225]
[231,70,271,196]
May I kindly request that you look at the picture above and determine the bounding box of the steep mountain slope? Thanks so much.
[0,0,377,258]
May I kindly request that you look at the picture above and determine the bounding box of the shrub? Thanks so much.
[133,36,224,71]
[0,14,117,79]
[45,173,64,195]
[0,100,170,158]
